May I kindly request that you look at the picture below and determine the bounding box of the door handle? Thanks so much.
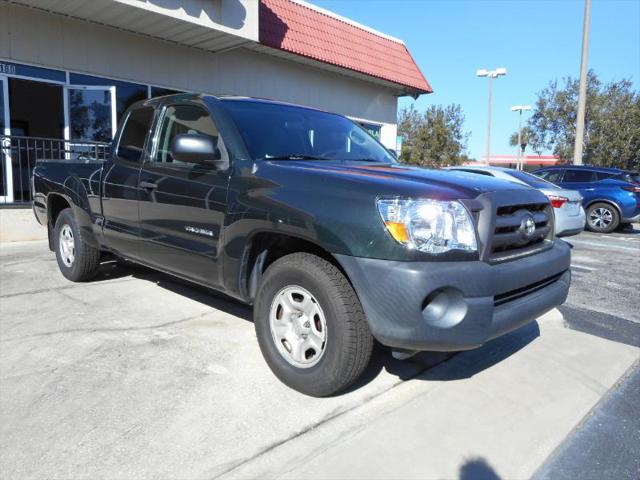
[139,180,158,190]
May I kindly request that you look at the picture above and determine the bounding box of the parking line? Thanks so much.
[569,239,640,252]
[571,264,597,271]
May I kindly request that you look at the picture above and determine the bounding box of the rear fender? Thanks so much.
[42,167,103,251]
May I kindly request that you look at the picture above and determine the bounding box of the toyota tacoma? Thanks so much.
[32,94,571,396]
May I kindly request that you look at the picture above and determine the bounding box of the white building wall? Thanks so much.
[0,4,399,144]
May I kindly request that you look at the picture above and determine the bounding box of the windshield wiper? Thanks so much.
[263,154,330,161]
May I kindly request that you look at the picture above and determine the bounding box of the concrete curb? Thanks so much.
[0,208,47,242]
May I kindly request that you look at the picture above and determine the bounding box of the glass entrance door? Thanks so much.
[0,75,12,203]
[64,86,116,156]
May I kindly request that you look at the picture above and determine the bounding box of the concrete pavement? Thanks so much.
[1,238,638,479]
[224,313,638,480]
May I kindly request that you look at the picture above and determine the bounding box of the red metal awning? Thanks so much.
[259,0,432,96]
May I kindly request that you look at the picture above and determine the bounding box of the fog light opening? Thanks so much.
[421,288,468,328]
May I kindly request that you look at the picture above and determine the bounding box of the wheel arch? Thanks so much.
[46,193,73,251]
[585,199,622,217]
[46,192,102,251]
[240,231,349,304]
[47,193,73,226]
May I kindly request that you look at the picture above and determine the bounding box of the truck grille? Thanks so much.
[494,271,565,306]
[491,202,552,260]
[462,191,555,264]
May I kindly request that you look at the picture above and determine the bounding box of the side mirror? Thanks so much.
[386,147,398,159]
[170,133,222,166]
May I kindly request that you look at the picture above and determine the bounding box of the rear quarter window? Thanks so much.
[614,172,640,183]
[116,106,154,162]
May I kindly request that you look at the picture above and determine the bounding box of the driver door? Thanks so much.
[137,102,230,287]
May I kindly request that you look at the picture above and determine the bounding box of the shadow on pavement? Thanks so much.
[418,321,541,382]
[344,318,540,394]
[618,223,639,234]
[95,259,253,321]
[459,457,502,480]
[93,259,541,393]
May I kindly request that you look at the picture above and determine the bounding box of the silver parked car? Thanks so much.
[448,166,586,237]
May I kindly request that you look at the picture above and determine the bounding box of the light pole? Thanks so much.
[511,105,531,170]
[477,67,507,164]
[573,0,591,165]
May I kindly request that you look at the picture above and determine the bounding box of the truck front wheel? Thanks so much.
[254,253,373,397]
[54,208,101,282]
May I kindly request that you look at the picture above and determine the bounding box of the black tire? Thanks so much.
[254,253,373,397]
[585,202,620,233]
[53,208,101,281]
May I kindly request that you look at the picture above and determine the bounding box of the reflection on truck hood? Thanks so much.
[264,160,533,197]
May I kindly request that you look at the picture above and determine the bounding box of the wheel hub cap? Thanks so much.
[269,286,327,368]
[589,207,613,228]
[59,224,75,267]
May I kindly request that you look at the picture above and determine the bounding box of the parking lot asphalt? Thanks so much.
[561,225,640,346]
[1,228,639,479]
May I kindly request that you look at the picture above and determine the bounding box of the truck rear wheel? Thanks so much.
[254,253,373,397]
[54,208,100,282]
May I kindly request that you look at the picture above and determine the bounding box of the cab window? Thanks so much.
[154,104,225,165]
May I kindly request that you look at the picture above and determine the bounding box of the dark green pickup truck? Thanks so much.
[33,94,571,396]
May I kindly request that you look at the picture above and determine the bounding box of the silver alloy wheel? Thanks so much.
[269,285,328,368]
[59,224,75,267]
[589,207,613,229]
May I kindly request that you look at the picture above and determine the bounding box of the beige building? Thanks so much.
[0,0,430,217]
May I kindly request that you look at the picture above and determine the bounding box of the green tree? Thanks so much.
[398,104,471,166]
[508,126,536,154]
[513,71,640,170]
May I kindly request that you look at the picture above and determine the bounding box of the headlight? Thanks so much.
[377,198,477,254]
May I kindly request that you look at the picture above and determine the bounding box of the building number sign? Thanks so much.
[0,62,17,75]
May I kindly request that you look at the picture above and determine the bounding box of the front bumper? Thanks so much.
[335,240,571,351]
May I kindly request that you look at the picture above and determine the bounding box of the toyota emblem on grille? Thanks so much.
[519,214,536,239]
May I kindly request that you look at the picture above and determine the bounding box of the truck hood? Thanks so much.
[265,160,532,199]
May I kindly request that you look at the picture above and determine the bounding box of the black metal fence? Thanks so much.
[0,135,111,205]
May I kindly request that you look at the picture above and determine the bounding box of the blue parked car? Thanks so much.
[532,166,640,233]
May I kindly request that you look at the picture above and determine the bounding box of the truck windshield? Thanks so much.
[221,100,396,163]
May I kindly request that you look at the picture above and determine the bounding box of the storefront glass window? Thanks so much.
[68,89,113,142]
[69,73,147,121]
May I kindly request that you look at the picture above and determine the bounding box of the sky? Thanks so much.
[311,0,640,160]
